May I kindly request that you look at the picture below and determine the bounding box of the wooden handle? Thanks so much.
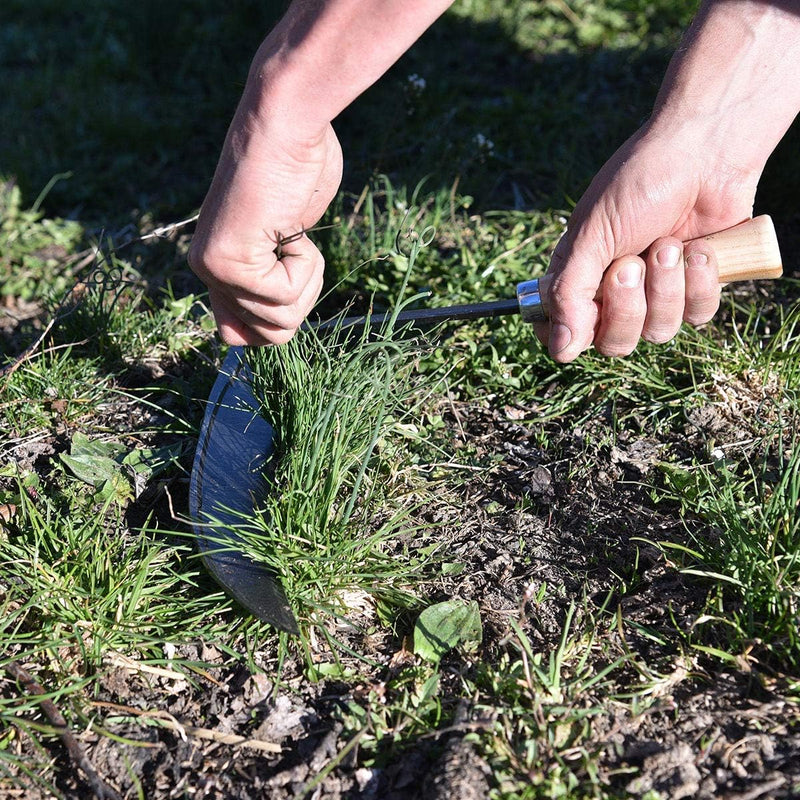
[689,214,782,283]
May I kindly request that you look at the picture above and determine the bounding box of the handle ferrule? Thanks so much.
[517,278,547,323]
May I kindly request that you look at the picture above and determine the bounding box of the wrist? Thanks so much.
[642,106,770,185]
[238,0,453,140]
[232,50,331,148]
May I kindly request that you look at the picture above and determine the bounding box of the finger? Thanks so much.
[234,259,325,332]
[213,305,298,347]
[595,255,647,357]
[204,236,326,345]
[210,233,323,307]
[209,290,277,346]
[209,256,324,347]
[261,234,326,306]
[642,237,685,344]
[683,240,721,325]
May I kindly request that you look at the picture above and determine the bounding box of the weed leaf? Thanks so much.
[60,433,125,486]
[413,599,482,662]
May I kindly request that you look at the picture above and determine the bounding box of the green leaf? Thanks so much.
[97,473,132,504]
[411,672,440,709]
[122,442,183,479]
[306,662,358,682]
[60,433,125,487]
[413,600,482,663]
[60,453,117,487]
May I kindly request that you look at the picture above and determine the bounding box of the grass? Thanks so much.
[241,241,442,638]
[479,606,628,798]
[3,0,800,797]
[5,183,800,797]
[0,178,83,304]
[652,425,800,669]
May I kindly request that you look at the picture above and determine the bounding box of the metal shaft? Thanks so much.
[308,279,546,332]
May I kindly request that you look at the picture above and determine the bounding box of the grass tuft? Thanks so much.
[654,428,800,669]
[242,243,442,639]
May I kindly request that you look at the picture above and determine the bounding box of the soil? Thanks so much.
[4,345,800,800]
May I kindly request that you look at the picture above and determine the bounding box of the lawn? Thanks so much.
[2,1,800,798]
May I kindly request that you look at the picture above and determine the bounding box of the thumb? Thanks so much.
[543,227,608,362]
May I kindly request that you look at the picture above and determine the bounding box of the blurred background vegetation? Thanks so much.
[0,1,762,215]
[2,0,798,304]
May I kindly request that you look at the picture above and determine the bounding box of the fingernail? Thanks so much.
[549,323,572,355]
[686,252,708,270]
[616,261,643,288]
[656,245,680,268]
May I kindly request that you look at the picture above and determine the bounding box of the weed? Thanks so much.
[0,177,83,304]
[653,430,800,669]
[237,240,444,640]
[476,600,627,799]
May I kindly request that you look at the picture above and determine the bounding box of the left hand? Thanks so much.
[189,98,343,346]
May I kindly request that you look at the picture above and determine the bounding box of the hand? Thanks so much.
[189,105,343,346]
[537,122,761,361]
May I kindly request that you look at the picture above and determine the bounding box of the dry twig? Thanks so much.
[90,701,282,754]
[5,661,122,800]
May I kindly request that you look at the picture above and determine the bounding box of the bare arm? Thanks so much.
[190,1,453,346]
[653,0,800,170]
[542,0,800,361]
[251,1,454,135]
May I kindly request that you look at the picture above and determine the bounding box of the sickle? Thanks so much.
[189,345,299,633]
[189,216,781,633]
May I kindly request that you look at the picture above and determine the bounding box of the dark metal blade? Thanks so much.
[189,346,299,633]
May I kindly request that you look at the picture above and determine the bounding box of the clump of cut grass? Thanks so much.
[244,246,440,637]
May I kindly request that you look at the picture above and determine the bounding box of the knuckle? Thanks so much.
[610,306,647,328]
[547,276,587,320]
[218,329,242,346]
[285,311,306,331]
[190,247,231,283]
[683,310,714,327]
[195,238,274,286]
[596,341,636,358]
[276,303,308,332]
[642,327,678,345]
[645,283,684,305]
[187,239,205,275]
[547,279,565,309]
[268,284,302,308]
[266,328,297,346]
[684,294,721,326]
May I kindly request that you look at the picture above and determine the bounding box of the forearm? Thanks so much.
[242,0,454,138]
[649,0,800,174]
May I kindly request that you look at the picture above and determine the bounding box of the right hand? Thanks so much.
[189,107,343,346]
[535,122,761,361]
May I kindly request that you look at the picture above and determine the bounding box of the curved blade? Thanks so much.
[189,346,299,634]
